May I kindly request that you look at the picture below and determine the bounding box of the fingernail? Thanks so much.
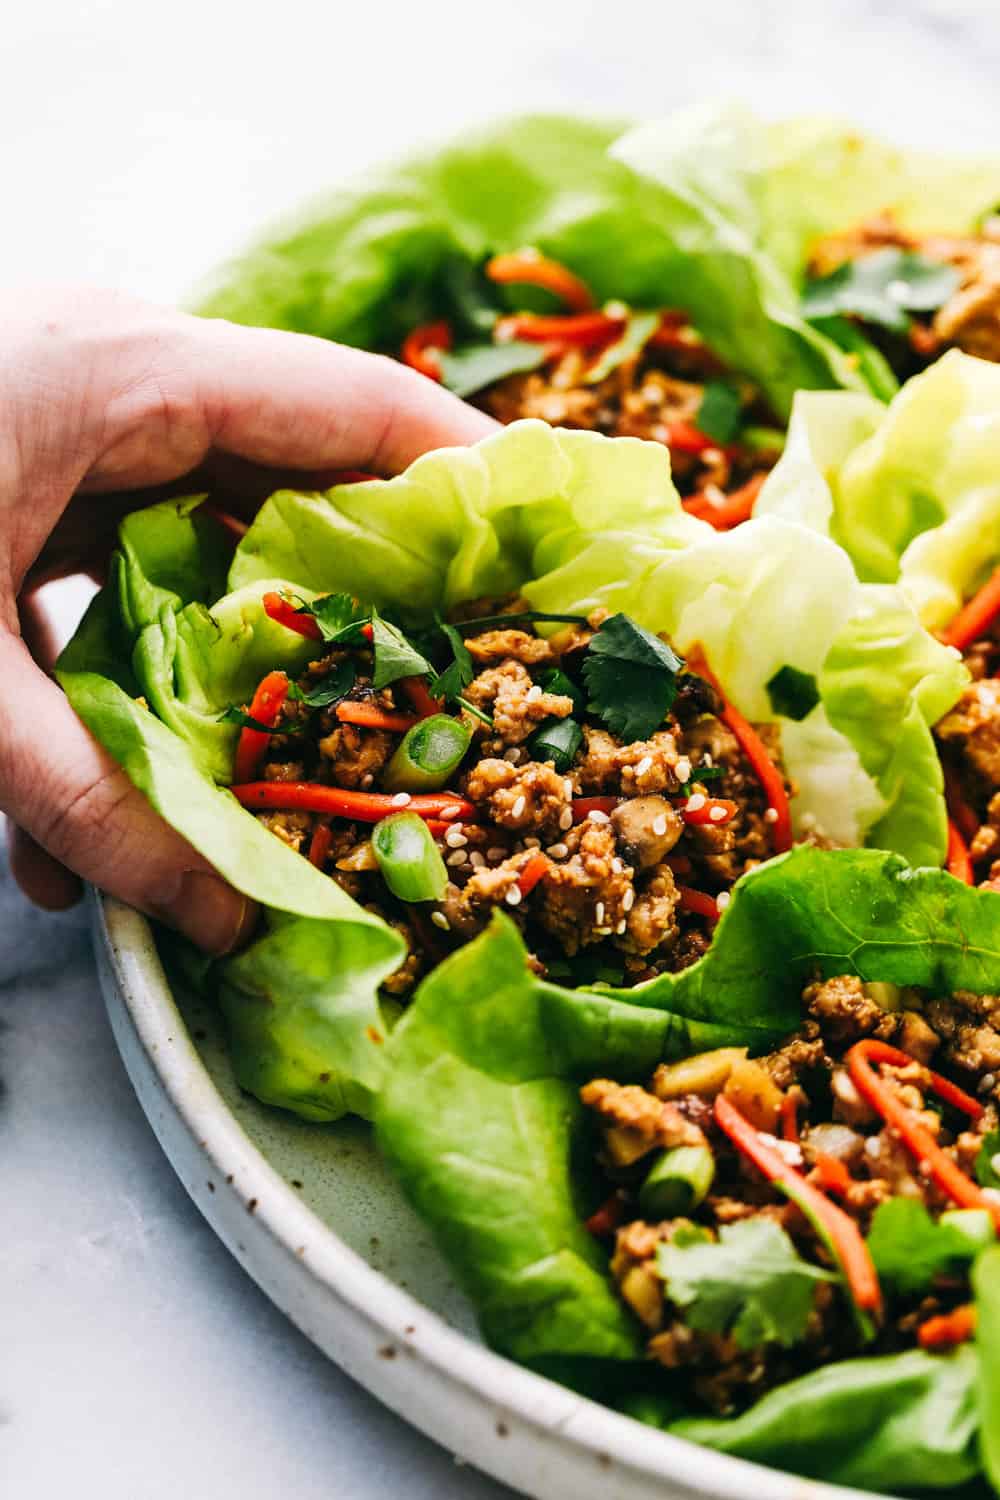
[152,870,259,955]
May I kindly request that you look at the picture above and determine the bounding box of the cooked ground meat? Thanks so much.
[317,723,394,790]
[618,863,680,956]
[464,757,571,835]
[465,628,554,666]
[462,659,574,744]
[537,819,635,954]
[937,679,1000,789]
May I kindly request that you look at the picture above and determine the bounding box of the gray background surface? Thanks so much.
[3,2,999,1494]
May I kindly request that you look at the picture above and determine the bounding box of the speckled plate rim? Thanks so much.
[93,889,888,1500]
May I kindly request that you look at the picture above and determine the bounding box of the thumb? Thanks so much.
[0,633,256,954]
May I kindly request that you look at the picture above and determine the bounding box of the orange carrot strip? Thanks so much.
[942,565,1000,653]
[683,473,767,530]
[486,251,595,313]
[946,818,975,885]
[230,783,475,823]
[307,822,333,869]
[335,702,420,733]
[495,311,624,347]
[516,851,550,898]
[399,676,443,719]
[676,886,720,924]
[918,1304,977,1350]
[812,1153,852,1198]
[401,320,452,381]
[262,591,322,641]
[680,796,739,827]
[233,671,289,784]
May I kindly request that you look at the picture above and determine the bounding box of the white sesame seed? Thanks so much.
[980,1073,997,1093]
[652,815,668,837]
[469,851,486,868]
[716,891,731,913]
[444,825,467,848]
[430,911,451,931]
[709,805,728,823]
[438,805,462,821]
[526,684,543,702]
[685,793,706,813]
[635,755,653,778]
[505,885,522,907]
[616,919,627,934]
[764,807,779,825]
[623,887,635,912]
[546,842,569,859]
[524,836,541,848]
[511,795,527,820]
[604,298,628,318]
[595,901,605,925]
[390,792,412,807]
[559,808,574,831]
[864,1136,881,1160]
[504,747,522,764]
[563,778,574,798]
[675,756,691,784]
[588,809,610,824]
[361,773,375,789]
[702,753,713,767]
[487,846,507,863]
[446,849,469,867]
[611,858,623,874]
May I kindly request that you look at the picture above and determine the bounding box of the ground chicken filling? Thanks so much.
[937,627,1000,890]
[582,975,1000,1415]
[242,599,798,997]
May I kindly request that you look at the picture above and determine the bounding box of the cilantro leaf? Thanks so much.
[584,311,660,385]
[299,591,369,644]
[428,617,475,702]
[439,340,548,398]
[867,1199,994,1295]
[289,659,356,709]
[801,250,960,333]
[218,706,303,736]
[656,1219,833,1351]
[976,1129,1000,1189]
[695,380,743,445]
[766,665,820,721]
[370,611,433,689]
[582,613,684,742]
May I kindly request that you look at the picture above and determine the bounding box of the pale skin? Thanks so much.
[1,288,496,953]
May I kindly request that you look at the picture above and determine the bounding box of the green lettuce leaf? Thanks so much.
[974,1244,1000,1492]
[867,1200,995,1295]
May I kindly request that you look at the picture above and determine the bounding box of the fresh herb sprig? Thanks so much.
[583,613,684,741]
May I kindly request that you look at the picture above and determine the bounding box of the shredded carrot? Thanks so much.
[230,783,475,823]
[516,851,550,898]
[401,320,452,381]
[846,1040,998,1227]
[680,795,738,828]
[683,473,768,530]
[946,818,975,885]
[944,765,981,846]
[941,564,1000,653]
[485,250,595,313]
[714,1093,882,1316]
[780,1090,800,1144]
[918,1304,977,1350]
[584,1193,624,1238]
[399,676,443,719]
[262,591,322,641]
[685,645,792,854]
[571,796,625,823]
[307,822,333,869]
[676,886,720,924]
[233,671,290,784]
[812,1153,852,1198]
[335,702,420,733]
[495,311,624,347]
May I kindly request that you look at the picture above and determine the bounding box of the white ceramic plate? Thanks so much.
[93,889,885,1500]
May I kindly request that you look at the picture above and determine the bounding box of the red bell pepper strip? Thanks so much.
[401,321,453,381]
[585,1193,625,1238]
[665,420,719,456]
[232,671,290,784]
[335,702,420,733]
[683,472,768,530]
[944,765,981,845]
[685,646,793,854]
[918,1304,977,1350]
[714,1093,882,1316]
[846,1039,998,1226]
[780,1090,800,1144]
[485,250,595,313]
[941,565,1000,653]
[676,885,720,924]
[571,796,625,823]
[680,795,738,827]
[263,591,322,641]
[230,783,475,823]
[399,676,443,719]
[495,310,624,348]
[812,1153,853,1198]
[946,818,975,885]
[516,851,550,898]
[307,822,333,869]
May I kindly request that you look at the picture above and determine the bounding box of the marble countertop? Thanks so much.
[4,2,1000,1495]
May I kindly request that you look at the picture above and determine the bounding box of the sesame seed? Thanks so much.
[588,809,610,824]
[511,795,527,819]
[864,1136,881,1160]
[524,836,541,848]
[445,826,468,848]
[635,755,653,777]
[563,778,574,798]
[505,886,522,907]
[487,846,507,863]
[446,849,469,867]
[390,792,412,808]
[439,804,462,821]
[702,753,713,767]
[708,804,728,822]
[652,815,668,837]
[504,747,522,764]
[525,684,543,703]
[559,808,574,831]
[361,773,375,789]
[611,858,623,874]
[675,757,691,784]
[716,891,731,913]
[764,807,779,824]
[622,887,635,912]
[604,298,628,318]
[595,901,605,925]
[430,911,451,931]
[685,793,706,813]
[616,920,627,934]
[546,842,569,859]
[469,851,486,868]
[980,1073,997,1093]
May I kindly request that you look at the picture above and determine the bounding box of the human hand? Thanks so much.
[1,287,496,951]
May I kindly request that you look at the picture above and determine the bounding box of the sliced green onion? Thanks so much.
[528,716,582,773]
[638,1143,715,1219]
[538,666,586,715]
[371,813,448,903]
[382,714,473,793]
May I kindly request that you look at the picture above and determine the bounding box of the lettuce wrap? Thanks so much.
[59,422,965,1125]
[376,849,1000,1493]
